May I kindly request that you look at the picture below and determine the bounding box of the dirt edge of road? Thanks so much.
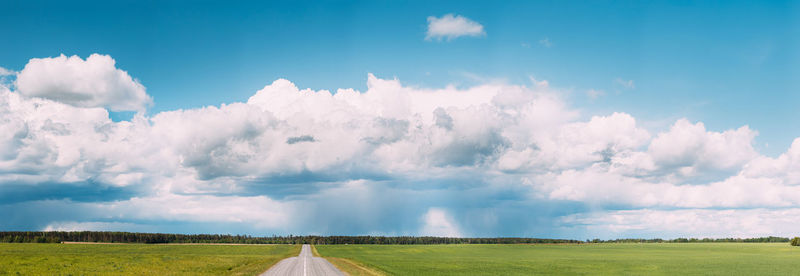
[311,245,384,276]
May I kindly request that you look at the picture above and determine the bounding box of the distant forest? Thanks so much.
[0,232,795,244]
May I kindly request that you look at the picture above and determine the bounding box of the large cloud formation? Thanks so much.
[1,54,799,239]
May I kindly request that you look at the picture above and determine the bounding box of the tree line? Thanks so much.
[0,232,797,245]
[588,236,792,243]
[0,232,581,244]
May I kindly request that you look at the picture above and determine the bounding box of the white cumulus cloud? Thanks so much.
[426,14,485,41]
[4,53,800,238]
[648,119,758,176]
[15,54,151,112]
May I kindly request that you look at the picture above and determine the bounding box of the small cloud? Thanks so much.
[0,66,15,76]
[587,89,605,99]
[521,42,531,48]
[286,135,316,144]
[426,14,485,41]
[0,66,15,86]
[616,78,635,89]
[529,76,549,90]
[539,37,553,48]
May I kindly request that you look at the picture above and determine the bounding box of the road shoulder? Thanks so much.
[311,245,385,276]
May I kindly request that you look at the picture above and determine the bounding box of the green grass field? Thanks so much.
[0,243,300,275]
[316,243,800,275]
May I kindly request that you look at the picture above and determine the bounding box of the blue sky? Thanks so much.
[2,0,800,238]
[3,0,799,154]
[3,0,800,151]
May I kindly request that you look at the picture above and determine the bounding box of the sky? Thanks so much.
[1,0,800,239]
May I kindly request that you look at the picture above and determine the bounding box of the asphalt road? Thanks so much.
[261,244,344,276]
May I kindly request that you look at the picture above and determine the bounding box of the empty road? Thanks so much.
[261,244,344,276]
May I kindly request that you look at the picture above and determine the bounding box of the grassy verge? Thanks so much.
[311,244,321,256]
[316,243,800,275]
[325,256,385,276]
[0,243,300,275]
[312,244,384,276]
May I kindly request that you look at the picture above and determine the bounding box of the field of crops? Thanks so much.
[0,243,300,275]
[3,242,800,275]
[316,243,800,275]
